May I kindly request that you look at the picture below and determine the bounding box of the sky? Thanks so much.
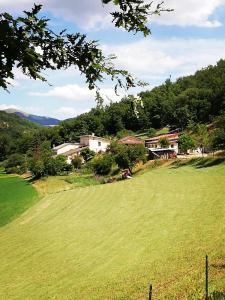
[1,0,225,120]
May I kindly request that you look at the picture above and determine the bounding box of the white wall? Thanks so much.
[148,142,179,154]
[89,139,110,153]
[80,136,110,153]
[169,142,179,154]
[56,144,80,155]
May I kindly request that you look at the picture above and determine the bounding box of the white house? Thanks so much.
[145,133,204,159]
[53,134,111,164]
[145,133,179,159]
[59,147,87,164]
[80,134,110,153]
[53,143,80,155]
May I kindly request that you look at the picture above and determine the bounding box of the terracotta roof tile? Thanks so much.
[118,136,144,145]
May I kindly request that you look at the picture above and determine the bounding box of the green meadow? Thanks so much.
[0,161,225,299]
[0,174,37,227]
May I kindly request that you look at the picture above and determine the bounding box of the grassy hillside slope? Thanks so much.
[0,163,225,299]
[0,174,38,227]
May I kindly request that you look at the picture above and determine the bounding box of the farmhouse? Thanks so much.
[80,134,110,153]
[145,133,179,159]
[53,134,110,164]
[118,136,144,145]
[53,143,80,155]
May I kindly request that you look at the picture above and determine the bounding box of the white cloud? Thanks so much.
[0,104,22,111]
[29,84,94,101]
[100,88,124,103]
[47,1,112,30]
[0,0,112,30]
[0,0,224,29]
[26,37,225,101]
[28,84,123,103]
[152,0,225,28]
[56,107,78,115]
[104,38,225,83]
[7,78,20,87]
[0,103,46,115]
[13,69,29,81]
[0,0,32,11]
[54,106,89,119]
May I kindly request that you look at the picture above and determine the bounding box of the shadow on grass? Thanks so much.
[209,291,225,300]
[170,157,225,169]
[211,262,225,270]
[26,177,39,184]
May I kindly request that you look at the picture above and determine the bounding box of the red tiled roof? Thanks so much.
[118,136,144,145]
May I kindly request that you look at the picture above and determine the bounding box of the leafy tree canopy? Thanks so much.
[110,142,146,171]
[0,1,171,100]
[92,154,114,175]
[178,134,196,154]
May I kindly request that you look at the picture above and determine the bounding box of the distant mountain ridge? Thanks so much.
[3,109,60,126]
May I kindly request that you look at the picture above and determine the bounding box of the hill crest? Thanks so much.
[3,109,60,126]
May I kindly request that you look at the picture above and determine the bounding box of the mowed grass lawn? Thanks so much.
[0,174,38,227]
[0,163,225,299]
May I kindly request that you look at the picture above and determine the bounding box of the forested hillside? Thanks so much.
[0,111,40,161]
[59,59,225,139]
[1,60,225,166]
[4,109,60,126]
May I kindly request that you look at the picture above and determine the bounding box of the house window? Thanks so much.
[171,144,174,148]
[98,141,101,146]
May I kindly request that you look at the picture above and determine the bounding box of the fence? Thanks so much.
[148,255,210,300]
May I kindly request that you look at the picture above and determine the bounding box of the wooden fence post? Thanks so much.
[149,284,152,300]
[205,255,208,300]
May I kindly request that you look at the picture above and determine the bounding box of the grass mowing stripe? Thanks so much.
[0,175,38,227]
[0,164,224,299]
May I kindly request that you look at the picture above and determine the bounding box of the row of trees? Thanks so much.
[2,140,72,178]
[1,58,225,176]
[2,118,225,178]
[1,112,224,178]
[83,142,147,175]
[1,60,225,166]
[178,121,225,154]
[3,138,147,178]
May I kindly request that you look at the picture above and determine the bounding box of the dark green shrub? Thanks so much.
[29,159,45,178]
[80,148,95,162]
[211,129,225,151]
[4,154,26,174]
[92,155,113,175]
[72,156,83,169]
[114,144,147,171]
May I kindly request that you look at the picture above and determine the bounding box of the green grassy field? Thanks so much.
[32,173,100,198]
[0,173,38,227]
[0,162,225,299]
